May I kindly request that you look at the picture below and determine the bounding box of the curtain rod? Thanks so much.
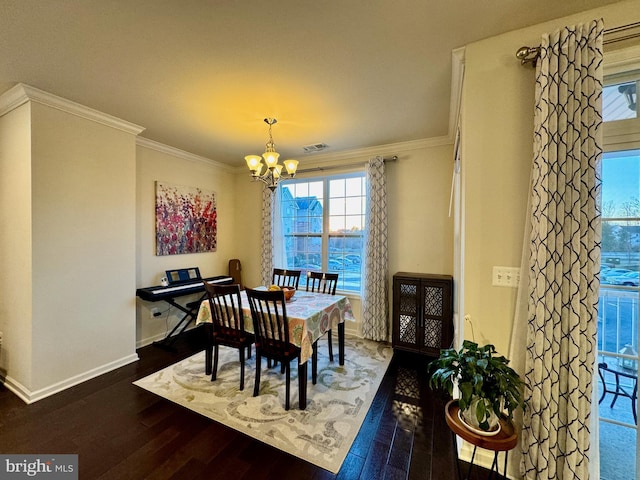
[295,156,398,174]
[516,21,640,66]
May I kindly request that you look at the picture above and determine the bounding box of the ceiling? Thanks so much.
[0,0,623,167]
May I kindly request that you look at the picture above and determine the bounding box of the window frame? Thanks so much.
[277,171,367,294]
[603,45,640,149]
[597,45,640,480]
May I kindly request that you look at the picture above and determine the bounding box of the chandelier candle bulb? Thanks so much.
[245,155,262,172]
[264,151,280,168]
[283,159,299,175]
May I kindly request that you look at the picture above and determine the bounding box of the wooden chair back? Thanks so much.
[246,288,291,348]
[272,268,301,289]
[305,271,339,362]
[246,287,302,410]
[203,282,247,335]
[202,282,254,390]
[306,271,338,295]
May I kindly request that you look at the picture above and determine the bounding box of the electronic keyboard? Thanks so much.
[136,275,234,302]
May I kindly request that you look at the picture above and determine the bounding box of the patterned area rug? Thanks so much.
[134,335,392,473]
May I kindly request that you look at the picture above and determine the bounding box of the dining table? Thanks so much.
[195,288,355,409]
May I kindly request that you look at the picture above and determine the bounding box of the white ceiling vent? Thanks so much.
[302,143,328,153]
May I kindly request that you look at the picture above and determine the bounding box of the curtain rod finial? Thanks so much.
[516,46,540,67]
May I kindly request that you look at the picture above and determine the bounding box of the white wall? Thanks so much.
[0,85,142,402]
[31,102,139,391]
[0,102,33,388]
[135,141,238,346]
[232,172,263,289]
[387,142,454,275]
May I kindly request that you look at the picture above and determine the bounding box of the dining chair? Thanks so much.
[246,287,303,410]
[202,282,255,391]
[272,268,302,289]
[306,271,339,361]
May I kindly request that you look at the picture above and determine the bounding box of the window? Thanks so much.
[278,173,366,293]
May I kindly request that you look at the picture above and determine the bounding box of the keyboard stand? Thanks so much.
[153,294,205,351]
[136,275,234,351]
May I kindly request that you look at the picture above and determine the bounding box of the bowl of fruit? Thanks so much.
[282,287,296,301]
[268,284,296,301]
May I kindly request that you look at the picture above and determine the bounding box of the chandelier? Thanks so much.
[245,118,299,191]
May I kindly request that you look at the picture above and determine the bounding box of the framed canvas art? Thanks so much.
[155,182,217,255]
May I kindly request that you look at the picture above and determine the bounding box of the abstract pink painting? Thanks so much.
[155,182,217,255]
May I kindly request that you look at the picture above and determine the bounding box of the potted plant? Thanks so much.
[428,340,525,433]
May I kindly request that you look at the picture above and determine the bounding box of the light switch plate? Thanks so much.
[492,266,520,287]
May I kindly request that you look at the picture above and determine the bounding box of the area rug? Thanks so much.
[133,335,392,473]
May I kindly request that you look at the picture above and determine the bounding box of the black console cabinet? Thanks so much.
[392,272,453,357]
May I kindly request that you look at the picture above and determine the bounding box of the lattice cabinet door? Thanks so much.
[392,273,453,356]
[392,277,421,351]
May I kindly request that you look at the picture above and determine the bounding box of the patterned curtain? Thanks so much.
[362,156,389,341]
[272,186,287,270]
[521,19,603,480]
[260,186,274,288]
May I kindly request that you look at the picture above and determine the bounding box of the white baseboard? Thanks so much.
[137,331,175,349]
[2,353,139,404]
[344,320,360,337]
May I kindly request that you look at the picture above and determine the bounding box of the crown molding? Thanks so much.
[136,137,235,171]
[0,83,145,135]
[231,136,453,174]
[0,82,455,174]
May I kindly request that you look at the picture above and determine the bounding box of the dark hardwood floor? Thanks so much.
[0,330,490,479]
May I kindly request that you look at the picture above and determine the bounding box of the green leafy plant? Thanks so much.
[428,340,525,431]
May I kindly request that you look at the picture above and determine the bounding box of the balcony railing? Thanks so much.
[599,285,638,359]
